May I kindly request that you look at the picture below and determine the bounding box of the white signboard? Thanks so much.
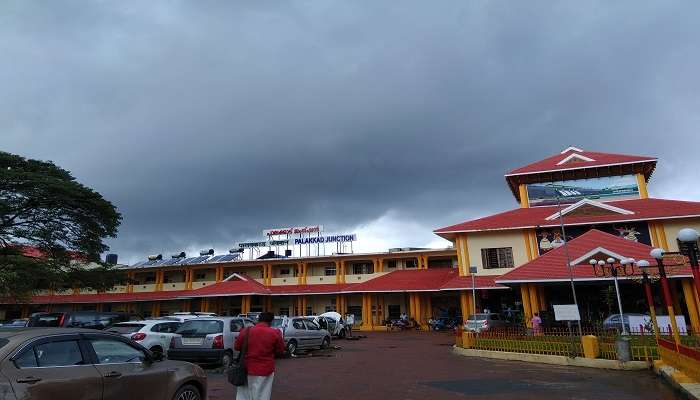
[263,225,324,237]
[628,315,688,335]
[553,304,581,321]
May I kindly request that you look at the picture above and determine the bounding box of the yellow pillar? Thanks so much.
[682,279,700,333]
[297,263,303,285]
[658,223,669,250]
[183,299,191,312]
[241,295,251,314]
[528,284,540,314]
[127,271,134,293]
[200,298,208,313]
[519,184,530,208]
[264,296,273,313]
[460,291,474,323]
[216,266,223,282]
[335,261,342,284]
[456,235,471,277]
[649,223,661,249]
[376,258,383,273]
[636,173,649,199]
[21,305,30,319]
[524,231,534,261]
[521,284,532,328]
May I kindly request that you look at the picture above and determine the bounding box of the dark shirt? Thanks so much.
[234,322,285,376]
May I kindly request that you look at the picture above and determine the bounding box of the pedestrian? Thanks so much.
[400,312,408,322]
[345,313,354,337]
[531,312,542,336]
[234,312,285,400]
[428,317,435,331]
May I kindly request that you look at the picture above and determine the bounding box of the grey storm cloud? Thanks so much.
[2,1,700,263]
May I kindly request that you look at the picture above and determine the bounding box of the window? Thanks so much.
[15,348,38,368]
[280,269,290,275]
[324,266,336,276]
[151,323,179,333]
[66,313,97,328]
[405,259,417,269]
[387,260,397,269]
[145,275,156,284]
[304,320,320,330]
[352,263,374,275]
[279,307,290,316]
[195,272,207,280]
[109,324,145,334]
[35,340,85,367]
[480,247,514,269]
[90,339,146,364]
[292,319,306,330]
[177,320,223,335]
[306,306,313,315]
[388,305,401,320]
[230,320,245,332]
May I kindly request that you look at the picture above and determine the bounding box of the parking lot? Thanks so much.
[206,331,679,399]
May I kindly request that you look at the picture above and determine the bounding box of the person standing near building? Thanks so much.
[345,313,355,337]
[531,312,543,336]
[234,312,285,400]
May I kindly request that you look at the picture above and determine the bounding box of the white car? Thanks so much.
[107,319,181,358]
[158,312,218,323]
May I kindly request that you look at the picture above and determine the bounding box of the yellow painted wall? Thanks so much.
[659,218,700,252]
[466,230,528,276]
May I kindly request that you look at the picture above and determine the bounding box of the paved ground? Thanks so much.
[207,331,680,400]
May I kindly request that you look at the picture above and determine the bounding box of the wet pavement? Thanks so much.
[207,331,680,399]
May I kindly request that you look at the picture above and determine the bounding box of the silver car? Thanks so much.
[272,316,331,355]
[465,313,508,332]
[168,316,254,367]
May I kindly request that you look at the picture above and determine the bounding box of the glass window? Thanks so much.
[66,313,97,328]
[292,319,306,330]
[109,324,145,334]
[324,266,336,276]
[304,320,320,330]
[28,313,63,327]
[405,260,417,269]
[90,339,146,364]
[278,307,289,316]
[35,340,85,367]
[480,247,514,269]
[230,320,245,332]
[387,260,397,269]
[14,348,38,368]
[176,320,223,335]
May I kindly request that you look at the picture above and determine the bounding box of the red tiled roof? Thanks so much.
[344,268,507,292]
[434,198,700,235]
[183,276,269,297]
[506,149,656,176]
[496,229,691,283]
[268,284,353,295]
[30,290,191,304]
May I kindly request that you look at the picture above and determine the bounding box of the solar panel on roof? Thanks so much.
[183,256,210,265]
[131,260,149,267]
[219,254,239,262]
[206,255,227,263]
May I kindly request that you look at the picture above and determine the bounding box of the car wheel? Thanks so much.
[173,384,201,400]
[287,339,298,355]
[320,337,330,350]
[221,350,233,368]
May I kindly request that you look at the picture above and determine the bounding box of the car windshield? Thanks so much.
[107,323,146,334]
[176,320,223,335]
[28,313,64,327]
[468,314,490,320]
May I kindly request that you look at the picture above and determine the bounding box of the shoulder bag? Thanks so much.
[227,328,249,386]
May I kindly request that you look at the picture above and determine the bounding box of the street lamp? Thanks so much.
[635,259,660,339]
[589,257,630,335]
[650,248,681,346]
[678,228,700,298]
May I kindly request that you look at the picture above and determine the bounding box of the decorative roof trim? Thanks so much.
[495,274,692,284]
[222,272,248,282]
[434,213,700,235]
[560,146,584,154]
[504,159,658,177]
[543,199,634,221]
[556,152,595,165]
[570,247,628,266]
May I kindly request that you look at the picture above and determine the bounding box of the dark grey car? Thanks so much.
[0,327,207,400]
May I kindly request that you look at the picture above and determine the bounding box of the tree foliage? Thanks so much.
[0,151,125,299]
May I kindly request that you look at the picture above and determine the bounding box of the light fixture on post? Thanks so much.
[651,247,681,346]
[635,259,660,339]
[678,228,700,298]
[589,257,631,335]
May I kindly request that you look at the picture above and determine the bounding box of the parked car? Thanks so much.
[273,316,331,355]
[431,317,459,331]
[168,317,254,367]
[27,311,134,330]
[464,313,508,332]
[106,320,181,359]
[159,312,218,323]
[0,319,29,328]
[602,313,647,333]
[237,312,261,321]
[306,313,346,338]
[0,327,207,400]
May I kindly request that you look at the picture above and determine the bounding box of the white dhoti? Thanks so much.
[235,373,274,400]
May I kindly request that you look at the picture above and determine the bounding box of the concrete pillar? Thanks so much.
[460,291,474,323]
[537,286,547,311]
[241,295,251,314]
[521,284,532,328]
[528,284,540,314]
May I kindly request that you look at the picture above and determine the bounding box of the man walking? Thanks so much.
[234,312,285,400]
[345,312,354,337]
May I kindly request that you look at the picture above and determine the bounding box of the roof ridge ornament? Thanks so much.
[560,146,584,154]
[570,246,628,266]
[556,152,595,165]
[544,198,635,221]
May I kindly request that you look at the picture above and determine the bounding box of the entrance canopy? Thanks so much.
[496,229,692,284]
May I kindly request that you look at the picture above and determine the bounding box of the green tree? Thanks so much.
[0,151,124,300]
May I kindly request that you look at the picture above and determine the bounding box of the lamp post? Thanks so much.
[469,266,477,323]
[590,257,629,335]
[678,228,700,298]
[651,248,681,346]
[635,259,660,339]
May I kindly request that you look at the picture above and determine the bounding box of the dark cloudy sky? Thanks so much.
[2,1,700,263]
